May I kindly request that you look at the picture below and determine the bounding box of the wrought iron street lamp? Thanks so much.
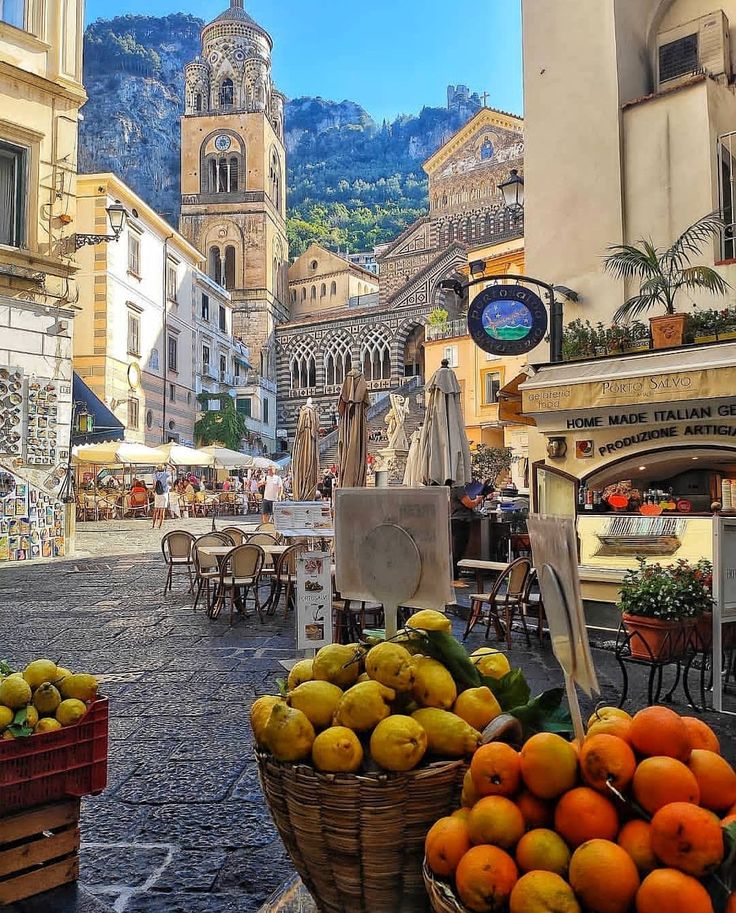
[497,168,524,215]
[74,200,129,251]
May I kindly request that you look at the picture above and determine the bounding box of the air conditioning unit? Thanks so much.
[657,10,732,91]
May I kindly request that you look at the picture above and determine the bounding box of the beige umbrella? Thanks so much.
[337,368,370,487]
[402,426,424,487]
[199,446,255,469]
[151,443,214,467]
[292,400,320,500]
[417,360,472,485]
[72,442,167,466]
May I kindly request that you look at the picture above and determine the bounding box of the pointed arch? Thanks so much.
[289,337,317,391]
[360,326,392,382]
[323,332,353,386]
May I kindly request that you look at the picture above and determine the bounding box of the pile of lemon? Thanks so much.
[250,610,510,774]
[0,659,98,739]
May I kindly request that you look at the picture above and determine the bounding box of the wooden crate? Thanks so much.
[0,799,80,904]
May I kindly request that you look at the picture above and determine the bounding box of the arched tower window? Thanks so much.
[310,285,316,300]
[195,93,203,113]
[324,334,353,386]
[360,328,392,382]
[224,246,236,290]
[269,150,282,209]
[289,338,317,391]
[330,281,337,296]
[209,247,222,286]
[301,287,307,302]
[229,157,239,191]
[320,283,327,298]
[205,152,242,194]
[219,78,234,108]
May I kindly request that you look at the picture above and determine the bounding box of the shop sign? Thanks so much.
[597,423,736,457]
[296,551,332,651]
[534,399,736,433]
[468,284,548,356]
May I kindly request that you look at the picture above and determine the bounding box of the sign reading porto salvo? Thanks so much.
[468,284,548,357]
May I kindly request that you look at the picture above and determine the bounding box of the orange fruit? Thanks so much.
[629,706,691,762]
[468,795,526,850]
[569,839,640,913]
[587,707,632,728]
[727,892,736,913]
[688,749,736,812]
[636,868,714,913]
[515,828,571,876]
[579,734,636,793]
[470,742,521,797]
[452,807,471,822]
[554,787,619,847]
[682,716,720,753]
[455,844,519,913]
[617,820,658,874]
[425,815,472,878]
[650,802,724,877]
[462,768,480,808]
[516,789,555,830]
[587,716,633,744]
[510,871,581,913]
[520,732,578,799]
[632,756,700,815]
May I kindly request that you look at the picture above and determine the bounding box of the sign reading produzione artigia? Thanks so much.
[467,284,548,357]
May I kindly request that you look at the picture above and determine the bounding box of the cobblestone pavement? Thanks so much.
[1,520,736,912]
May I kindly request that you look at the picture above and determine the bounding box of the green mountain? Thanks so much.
[79,15,479,256]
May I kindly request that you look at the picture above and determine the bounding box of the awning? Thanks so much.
[71,373,124,445]
[72,442,167,466]
[199,446,255,468]
[498,372,536,426]
[521,342,736,415]
[151,443,214,467]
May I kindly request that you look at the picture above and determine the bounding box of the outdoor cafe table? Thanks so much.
[197,544,289,561]
[457,558,509,594]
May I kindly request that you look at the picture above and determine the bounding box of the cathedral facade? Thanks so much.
[275,107,524,438]
[179,0,288,385]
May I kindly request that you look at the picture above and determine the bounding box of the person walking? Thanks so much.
[151,465,171,529]
[449,479,484,587]
[261,466,283,523]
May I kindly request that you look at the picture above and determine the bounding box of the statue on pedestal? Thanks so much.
[384,394,410,452]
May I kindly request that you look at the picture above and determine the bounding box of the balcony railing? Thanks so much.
[202,363,218,379]
[426,319,468,341]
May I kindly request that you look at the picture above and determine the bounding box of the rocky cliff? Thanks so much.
[80,14,477,251]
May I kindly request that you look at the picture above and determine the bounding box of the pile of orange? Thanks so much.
[425,705,736,913]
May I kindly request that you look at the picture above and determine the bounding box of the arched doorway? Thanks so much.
[403,325,425,379]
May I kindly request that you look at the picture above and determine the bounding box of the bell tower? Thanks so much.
[179,0,288,382]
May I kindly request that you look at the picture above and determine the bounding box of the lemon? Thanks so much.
[453,686,502,731]
[411,708,481,757]
[312,726,364,773]
[35,717,62,734]
[370,714,428,771]
[250,695,283,746]
[356,672,371,683]
[55,698,88,726]
[365,642,415,692]
[333,680,395,731]
[405,609,452,634]
[471,647,511,680]
[25,706,39,728]
[0,706,13,730]
[313,644,360,689]
[0,676,31,709]
[55,666,73,682]
[23,659,58,689]
[60,673,98,703]
[412,656,457,709]
[288,681,343,729]
[33,682,61,716]
[287,659,314,691]
[263,702,315,762]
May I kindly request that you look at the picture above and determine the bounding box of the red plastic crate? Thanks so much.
[0,698,108,813]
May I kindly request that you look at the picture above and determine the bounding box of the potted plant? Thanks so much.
[562,319,598,360]
[604,213,730,349]
[618,559,713,661]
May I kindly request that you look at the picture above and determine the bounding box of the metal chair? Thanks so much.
[161,530,196,594]
[269,543,306,617]
[246,532,278,546]
[255,522,281,541]
[192,532,233,611]
[463,557,533,646]
[212,543,265,625]
[522,569,546,640]
[221,526,249,545]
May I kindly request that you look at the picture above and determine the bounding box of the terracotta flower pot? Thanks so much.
[650,313,686,349]
[693,611,712,652]
[622,613,693,661]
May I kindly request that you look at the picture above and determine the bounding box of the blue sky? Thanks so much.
[84,0,523,122]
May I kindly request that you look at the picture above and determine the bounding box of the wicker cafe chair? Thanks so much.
[255,522,282,541]
[212,544,265,625]
[192,532,233,611]
[161,530,196,595]
[463,557,533,647]
[269,543,307,617]
[221,526,249,545]
[522,568,547,640]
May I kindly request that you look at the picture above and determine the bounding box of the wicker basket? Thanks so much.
[257,751,466,913]
[422,860,471,913]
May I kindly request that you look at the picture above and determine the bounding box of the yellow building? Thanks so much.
[288,243,379,318]
[0,1,86,560]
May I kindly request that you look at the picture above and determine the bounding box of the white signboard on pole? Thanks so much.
[296,551,333,651]
[712,517,736,712]
[274,501,332,536]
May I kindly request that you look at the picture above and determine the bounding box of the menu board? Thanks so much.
[296,551,333,650]
[0,468,65,561]
[26,379,59,466]
[0,366,24,456]
[273,501,332,535]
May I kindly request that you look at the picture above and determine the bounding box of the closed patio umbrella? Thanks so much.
[417,359,472,486]
[403,426,424,487]
[292,400,320,500]
[337,367,370,488]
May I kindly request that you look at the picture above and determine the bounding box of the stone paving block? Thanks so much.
[80,844,171,888]
[169,739,253,762]
[117,761,247,805]
[215,844,292,905]
[150,848,227,893]
[125,893,262,913]
[141,802,279,849]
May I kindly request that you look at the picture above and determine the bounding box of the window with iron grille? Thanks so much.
[168,335,177,372]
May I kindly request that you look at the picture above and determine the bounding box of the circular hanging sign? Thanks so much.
[467,284,548,356]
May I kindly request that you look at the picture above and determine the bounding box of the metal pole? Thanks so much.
[550,291,563,363]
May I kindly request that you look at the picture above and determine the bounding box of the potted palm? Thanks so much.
[619,559,713,661]
[604,213,730,349]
